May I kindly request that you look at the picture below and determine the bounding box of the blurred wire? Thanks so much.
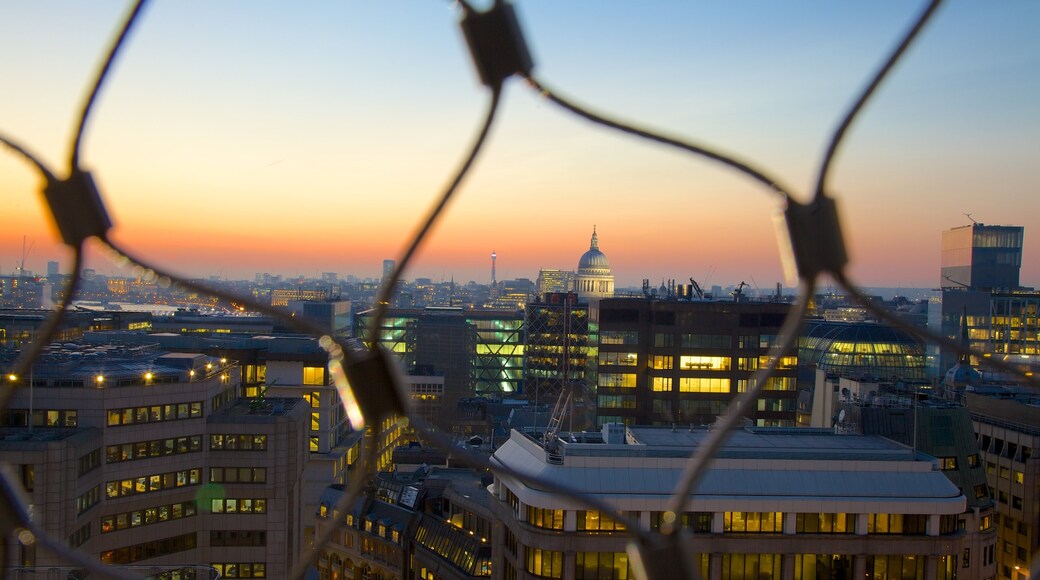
[289,428,378,579]
[523,77,793,201]
[370,85,503,337]
[70,0,150,170]
[664,280,813,523]
[813,0,942,200]
[0,1,1021,579]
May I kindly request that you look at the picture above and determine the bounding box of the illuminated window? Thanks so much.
[598,373,636,388]
[303,366,325,386]
[679,356,730,371]
[651,377,672,392]
[679,377,730,393]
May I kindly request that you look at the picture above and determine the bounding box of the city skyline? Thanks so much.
[2,1,1038,289]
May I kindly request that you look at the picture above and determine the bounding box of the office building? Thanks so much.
[932,223,1036,377]
[941,224,1024,291]
[596,297,796,427]
[490,425,970,579]
[536,269,574,298]
[523,292,593,425]
[355,307,525,422]
[816,384,1000,579]
[965,392,1039,580]
[0,343,309,578]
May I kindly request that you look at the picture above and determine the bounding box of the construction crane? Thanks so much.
[689,278,705,300]
[732,281,748,301]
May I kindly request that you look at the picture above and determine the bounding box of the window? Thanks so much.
[940,456,958,470]
[866,513,927,535]
[106,435,202,463]
[102,501,197,533]
[303,366,325,385]
[681,334,731,349]
[576,552,632,580]
[105,469,201,498]
[211,563,267,578]
[577,511,626,531]
[722,554,781,578]
[78,449,101,476]
[723,512,782,533]
[678,377,730,393]
[651,376,672,392]
[210,467,267,484]
[106,402,202,426]
[648,355,673,369]
[210,434,267,451]
[526,506,563,530]
[599,352,637,366]
[100,533,196,565]
[652,333,673,347]
[679,356,730,371]
[599,373,636,389]
[68,524,91,549]
[211,530,266,547]
[526,548,562,578]
[211,498,267,514]
[795,513,853,534]
[76,486,101,515]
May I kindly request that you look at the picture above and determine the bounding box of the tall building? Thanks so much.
[596,296,796,427]
[572,227,614,302]
[941,224,1024,291]
[524,292,592,419]
[382,259,396,285]
[490,425,971,579]
[932,223,1037,378]
[46,260,59,278]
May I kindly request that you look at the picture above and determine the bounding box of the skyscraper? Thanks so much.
[940,223,1023,291]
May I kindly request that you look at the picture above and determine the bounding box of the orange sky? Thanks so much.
[2,2,1039,290]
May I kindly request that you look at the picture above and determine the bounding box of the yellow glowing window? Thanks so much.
[651,377,672,392]
[679,377,730,393]
[303,366,325,386]
[679,356,730,371]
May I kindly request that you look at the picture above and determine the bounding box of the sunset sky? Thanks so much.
[2,1,1038,290]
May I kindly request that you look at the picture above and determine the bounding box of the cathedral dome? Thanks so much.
[572,226,615,300]
[577,227,610,271]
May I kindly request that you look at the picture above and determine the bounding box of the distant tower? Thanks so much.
[491,251,498,298]
[382,259,395,284]
[47,261,59,278]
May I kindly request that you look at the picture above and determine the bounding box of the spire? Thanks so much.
[958,306,970,364]
[590,225,599,250]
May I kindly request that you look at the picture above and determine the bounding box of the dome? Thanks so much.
[577,227,610,271]
[799,320,926,381]
[943,361,982,388]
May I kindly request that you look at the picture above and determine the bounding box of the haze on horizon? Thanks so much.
[2,1,1038,290]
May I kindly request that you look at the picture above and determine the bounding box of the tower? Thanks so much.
[491,251,497,299]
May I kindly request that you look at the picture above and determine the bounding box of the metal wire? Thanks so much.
[814,0,943,200]
[4,0,1034,579]
[70,0,150,170]
[523,77,793,202]
[370,84,503,337]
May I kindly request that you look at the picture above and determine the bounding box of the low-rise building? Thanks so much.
[490,425,971,579]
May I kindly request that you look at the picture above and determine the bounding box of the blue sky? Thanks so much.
[2,1,1038,289]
